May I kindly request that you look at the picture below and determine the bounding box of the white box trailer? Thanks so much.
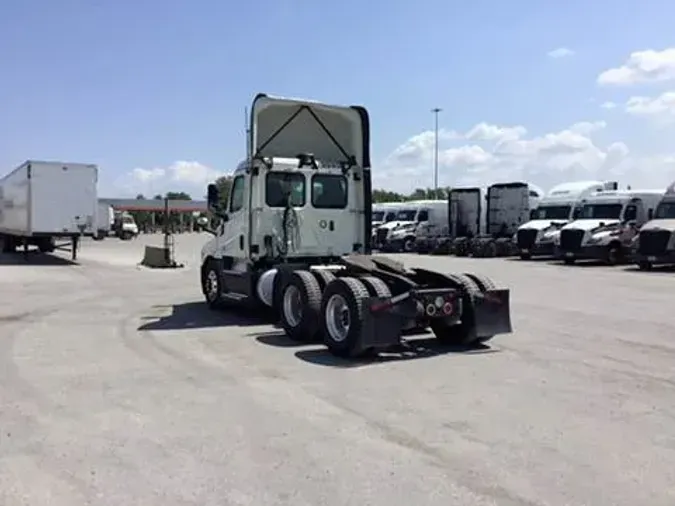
[93,201,114,240]
[0,160,98,259]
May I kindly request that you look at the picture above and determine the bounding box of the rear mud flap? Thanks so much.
[359,296,414,351]
[473,289,512,337]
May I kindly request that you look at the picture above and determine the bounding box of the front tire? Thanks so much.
[606,244,622,265]
[202,261,223,309]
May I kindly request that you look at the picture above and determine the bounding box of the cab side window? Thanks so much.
[417,209,429,222]
[229,176,245,213]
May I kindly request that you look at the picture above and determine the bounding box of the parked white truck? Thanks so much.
[374,200,444,251]
[113,211,139,240]
[0,160,97,259]
[372,202,400,228]
[557,188,664,265]
[198,93,513,359]
[515,181,617,260]
[93,201,115,240]
[387,200,448,253]
[634,181,675,270]
[470,182,543,257]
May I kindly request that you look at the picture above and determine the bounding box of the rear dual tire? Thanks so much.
[277,272,393,358]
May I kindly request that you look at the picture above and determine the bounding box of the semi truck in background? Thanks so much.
[382,200,448,252]
[557,187,664,265]
[469,182,543,257]
[515,181,617,260]
[633,180,675,270]
[113,211,139,240]
[371,203,400,228]
[371,202,401,248]
[0,160,97,260]
[93,202,115,241]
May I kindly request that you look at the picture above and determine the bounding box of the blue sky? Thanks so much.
[2,0,675,197]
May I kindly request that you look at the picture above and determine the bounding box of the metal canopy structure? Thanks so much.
[100,198,207,213]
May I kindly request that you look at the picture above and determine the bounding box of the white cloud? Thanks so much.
[464,122,527,142]
[600,101,617,110]
[598,48,675,85]
[568,121,607,135]
[378,121,675,193]
[548,47,575,59]
[624,91,675,123]
[115,161,224,198]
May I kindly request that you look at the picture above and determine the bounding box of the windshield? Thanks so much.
[580,203,623,219]
[122,216,134,224]
[655,201,675,219]
[534,205,571,220]
[372,211,384,221]
[396,209,417,221]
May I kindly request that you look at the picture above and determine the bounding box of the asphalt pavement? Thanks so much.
[1,233,674,506]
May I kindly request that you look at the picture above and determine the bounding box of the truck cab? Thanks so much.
[385,200,448,252]
[634,180,675,270]
[200,94,371,303]
[557,188,664,265]
[374,202,428,250]
[372,203,399,228]
[515,180,616,260]
[197,93,513,359]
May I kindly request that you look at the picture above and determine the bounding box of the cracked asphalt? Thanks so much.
[1,233,674,506]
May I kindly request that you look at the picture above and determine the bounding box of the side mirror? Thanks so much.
[648,209,653,220]
[529,209,536,219]
[195,216,217,236]
[207,184,219,209]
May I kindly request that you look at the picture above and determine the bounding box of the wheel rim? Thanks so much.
[206,270,219,301]
[404,239,414,252]
[325,294,351,342]
[282,285,303,327]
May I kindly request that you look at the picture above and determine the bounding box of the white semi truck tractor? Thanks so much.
[557,188,664,265]
[634,180,675,270]
[515,181,616,260]
[198,94,513,359]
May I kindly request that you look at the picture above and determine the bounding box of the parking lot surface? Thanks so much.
[1,234,674,506]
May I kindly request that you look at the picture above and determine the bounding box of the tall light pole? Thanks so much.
[431,108,442,197]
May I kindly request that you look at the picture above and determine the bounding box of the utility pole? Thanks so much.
[431,108,442,198]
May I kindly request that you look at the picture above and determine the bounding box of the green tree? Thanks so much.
[214,176,233,209]
[165,191,191,200]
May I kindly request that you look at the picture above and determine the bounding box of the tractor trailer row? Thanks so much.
[374,179,675,269]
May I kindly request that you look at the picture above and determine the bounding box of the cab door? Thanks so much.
[620,199,641,244]
[221,174,249,261]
